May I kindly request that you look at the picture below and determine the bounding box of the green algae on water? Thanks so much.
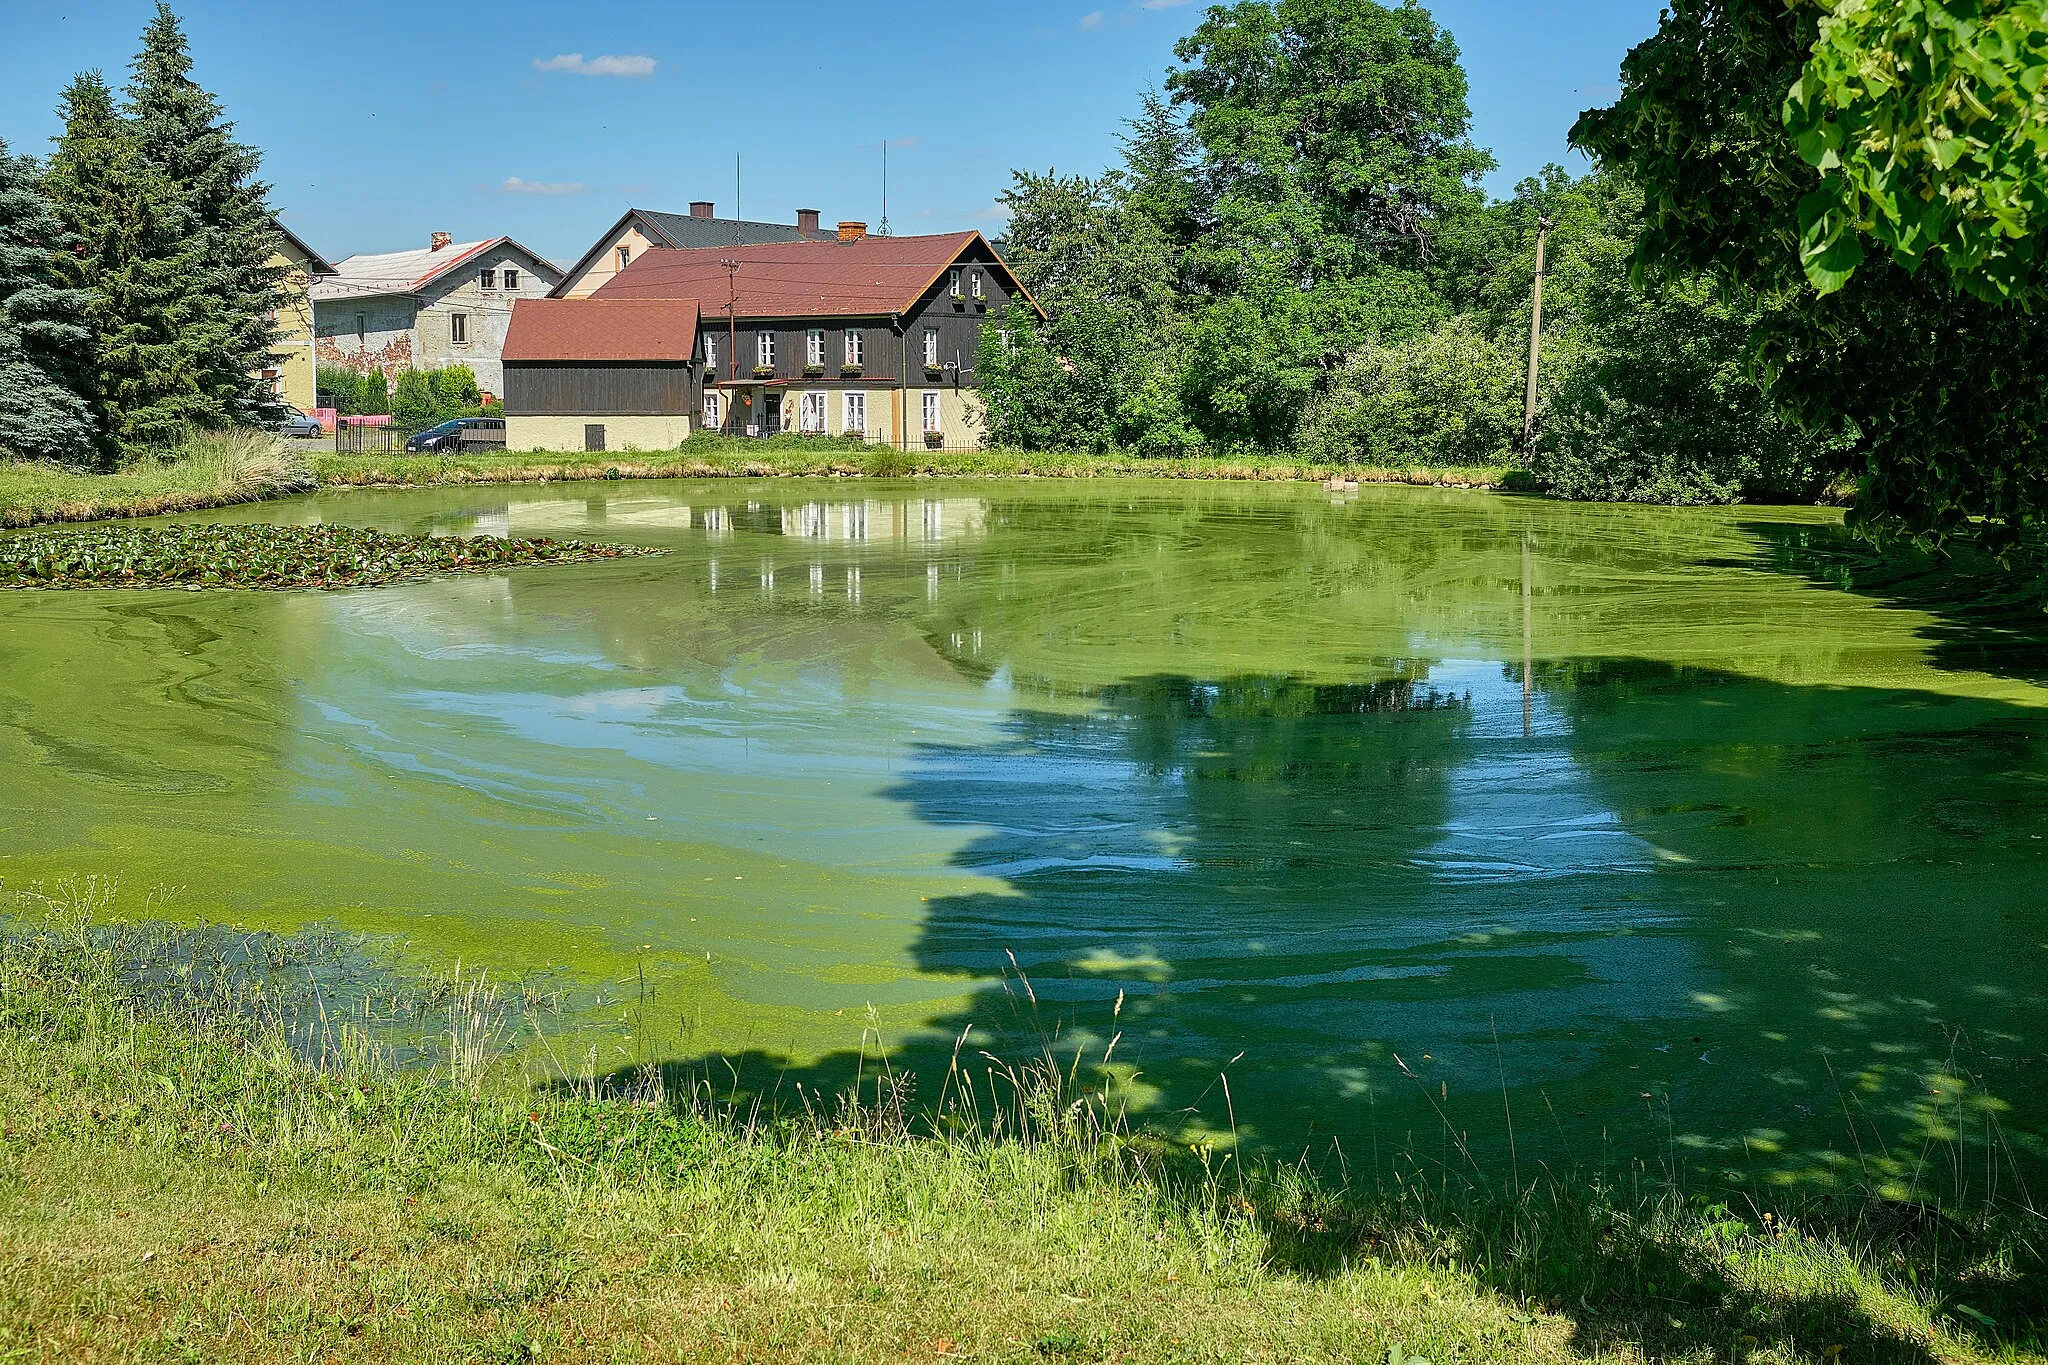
[0,523,665,591]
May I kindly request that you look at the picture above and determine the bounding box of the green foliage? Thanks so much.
[358,367,389,416]
[1573,0,2048,554]
[315,363,360,413]
[1298,316,1520,468]
[1786,0,2048,301]
[0,137,97,465]
[390,367,437,426]
[431,364,480,412]
[0,522,662,591]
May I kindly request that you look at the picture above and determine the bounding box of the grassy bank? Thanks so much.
[0,430,317,529]
[1,894,2039,1364]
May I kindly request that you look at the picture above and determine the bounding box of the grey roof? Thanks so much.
[637,210,811,249]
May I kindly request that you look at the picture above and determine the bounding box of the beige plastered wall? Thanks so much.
[266,250,319,413]
[560,225,661,299]
[506,414,695,453]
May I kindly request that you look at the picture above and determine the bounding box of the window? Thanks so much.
[923,328,940,368]
[617,245,631,271]
[970,269,984,299]
[843,391,866,436]
[997,327,1013,352]
[479,269,497,289]
[922,390,942,434]
[705,335,718,373]
[800,391,827,434]
[355,312,366,343]
[450,312,468,344]
[756,332,775,369]
[806,329,825,368]
[503,268,520,291]
[948,268,962,298]
[843,328,863,368]
[703,390,722,432]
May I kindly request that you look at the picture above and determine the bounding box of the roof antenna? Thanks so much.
[735,154,742,246]
[879,140,892,238]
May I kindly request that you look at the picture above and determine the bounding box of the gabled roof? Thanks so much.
[503,298,701,362]
[550,208,821,298]
[272,218,336,276]
[589,231,1045,320]
[311,237,559,302]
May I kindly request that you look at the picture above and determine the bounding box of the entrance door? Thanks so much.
[761,390,782,436]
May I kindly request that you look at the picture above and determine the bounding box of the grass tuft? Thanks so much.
[0,427,316,529]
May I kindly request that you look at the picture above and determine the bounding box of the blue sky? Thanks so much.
[1,0,1663,268]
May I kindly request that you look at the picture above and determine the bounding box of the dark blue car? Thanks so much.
[404,417,506,453]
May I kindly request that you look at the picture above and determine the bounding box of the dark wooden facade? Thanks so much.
[503,361,702,416]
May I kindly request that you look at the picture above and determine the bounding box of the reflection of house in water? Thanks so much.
[778,499,987,545]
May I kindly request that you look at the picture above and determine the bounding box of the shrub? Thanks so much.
[357,368,389,416]
[1298,318,1522,467]
[315,364,361,414]
[390,369,438,426]
[431,365,481,412]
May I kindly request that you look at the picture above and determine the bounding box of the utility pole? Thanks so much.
[721,259,740,434]
[1521,531,1534,738]
[1522,216,1553,451]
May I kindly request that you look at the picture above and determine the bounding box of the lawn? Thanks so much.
[0,891,2038,1365]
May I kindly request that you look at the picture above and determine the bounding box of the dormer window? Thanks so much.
[617,245,631,271]
[949,269,962,298]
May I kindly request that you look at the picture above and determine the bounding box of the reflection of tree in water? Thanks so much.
[1530,657,2048,1196]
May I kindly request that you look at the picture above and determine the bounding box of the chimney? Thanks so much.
[430,231,451,252]
[796,208,821,238]
[836,220,868,244]
[690,201,715,219]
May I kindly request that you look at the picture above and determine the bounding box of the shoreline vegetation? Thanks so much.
[1,891,2039,1363]
[0,432,1528,531]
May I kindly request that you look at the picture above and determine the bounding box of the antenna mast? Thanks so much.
[735,155,742,245]
[879,141,892,238]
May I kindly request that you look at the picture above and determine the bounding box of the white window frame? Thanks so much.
[923,328,940,368]
[948,268,962,298]
[806,329,825,368]
[503,268,520,291]
[703,390,722,432]
[843,328,863,368]
[449,312,468,345]
[757,331,775,369]
[704,335,718,373]
[970,269,983,299]
[799,391,828,434]
[843,391,867,436]
[617,245,631,271]
[922,390,942,435]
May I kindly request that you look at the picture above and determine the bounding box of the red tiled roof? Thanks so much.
[591,231,1034,318]
[503,298,701,362]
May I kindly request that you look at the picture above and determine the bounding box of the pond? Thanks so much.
[3,479,2044,1194]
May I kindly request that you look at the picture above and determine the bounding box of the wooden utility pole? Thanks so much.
[1522,216,1553,450]
[720,259,740,434]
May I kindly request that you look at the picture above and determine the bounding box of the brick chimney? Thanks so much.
[796,208,821,238]
[836,221,867,244]
[690,201,715,219]
[430,231,452,251]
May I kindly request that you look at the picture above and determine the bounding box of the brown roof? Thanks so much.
[503,298,701,362]
[591,231,1042,319]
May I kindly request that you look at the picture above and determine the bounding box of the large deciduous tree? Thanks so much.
[1574,0,2048,554]
[0,137,97,464]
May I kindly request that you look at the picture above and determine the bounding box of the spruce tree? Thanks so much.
[43,71,205,456]
[0,136,97,464]
[125,3,286,425]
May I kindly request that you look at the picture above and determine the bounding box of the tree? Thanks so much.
[390,367,437,426]
[42,71,206,455]
[1573,0,2048,555]
[1298,315,1520,468]
[125,2,286,427]
[431,364,480,412]
[0,136,97,464]
[357,367,389,417]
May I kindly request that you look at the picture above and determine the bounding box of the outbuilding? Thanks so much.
[500,298,705,453]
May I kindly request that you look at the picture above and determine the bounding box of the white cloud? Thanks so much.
[532,53,656,78]
[1079,11,1104,28]
[500,177,591,196]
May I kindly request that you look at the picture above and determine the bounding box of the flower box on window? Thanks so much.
[839,365,863,378]
[752,365,776,379]
[803,364,825,377]
[950,296,967,310]
[923,364,945,379]
[973,298,989,310]
[923,430,945,447]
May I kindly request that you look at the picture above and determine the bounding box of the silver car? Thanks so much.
[278,408,323,439]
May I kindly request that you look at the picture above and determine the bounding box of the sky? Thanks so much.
[0,0,1665,269]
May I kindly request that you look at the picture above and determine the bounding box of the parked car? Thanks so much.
[404,417,507,454]
[277,408,323,439]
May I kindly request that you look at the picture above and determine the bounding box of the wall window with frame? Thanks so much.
[799,391,827,434]
[970,269,983,299]
[450,312,468,344]
[806,329,825,367]
[922,390,942,434]
[843,328,863,368]
[757,332,775,369]
[479,269,497,289]
[705,335,718,373]
[616,245,631,271]
[843,391,867,436]
[703,390,722,432]
[923,328,941,368]
[355,312,366,343]
[948,268,962,298]
[503,268,520,291]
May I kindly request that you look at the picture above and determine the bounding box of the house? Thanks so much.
[551,203,829,300]
[501,298,705,453]
[264,219,335,414]
[582,223,1043,450]
[311,233,563,396]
